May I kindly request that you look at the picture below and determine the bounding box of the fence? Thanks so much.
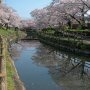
[0,36,7,90]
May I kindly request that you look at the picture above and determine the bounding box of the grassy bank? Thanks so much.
[0,28,26,90]
[5,41,15,90]
[38,32,90,55]
[0,28,26,39]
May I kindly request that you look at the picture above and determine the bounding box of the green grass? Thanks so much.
[0,29,16,38]
[2,39,15,90]
[6,53,15,90]
[0,28,26,90]
[0,28,26,39]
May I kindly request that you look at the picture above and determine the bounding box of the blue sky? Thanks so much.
[4,0,52,19]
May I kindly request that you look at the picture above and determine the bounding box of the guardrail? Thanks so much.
[0,36,7,90]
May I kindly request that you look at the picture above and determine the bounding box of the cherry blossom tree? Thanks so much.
[52,0,90,29]
[31,0,90,30]
[0,4,22,29]
[31,9,49,29]
[20,19,36,31]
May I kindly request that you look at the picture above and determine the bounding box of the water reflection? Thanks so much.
[32,44,90,90]
[11,41,90,90]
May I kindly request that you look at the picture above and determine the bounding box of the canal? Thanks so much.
[10,41,90,90]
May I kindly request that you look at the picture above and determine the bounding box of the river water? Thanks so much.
[10,41,90,90]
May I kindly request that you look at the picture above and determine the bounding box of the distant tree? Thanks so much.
[31,0,90,30]
[61,0,90,29]
[0,4,21,29]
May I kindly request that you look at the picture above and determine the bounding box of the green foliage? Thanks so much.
[66,29,90,32]
[42,28,55,35]
[80,44,87,50]
[0,28,26,39]
[0,29,16,38]
[38,32,90,51]
[0,28,26,90]
[3,39,15,90]
[6,56,15,90]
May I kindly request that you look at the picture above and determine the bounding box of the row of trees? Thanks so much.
[0,3,35,30]
[1,0,90,31]
[0,4,21,28]
[31,0,90,30]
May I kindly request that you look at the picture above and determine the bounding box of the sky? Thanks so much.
[4,0,52,19]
